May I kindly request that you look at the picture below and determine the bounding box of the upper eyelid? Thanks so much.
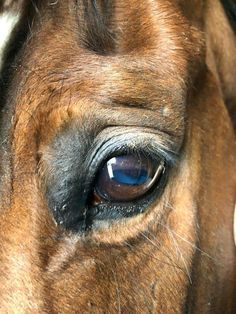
[87,126,179,168]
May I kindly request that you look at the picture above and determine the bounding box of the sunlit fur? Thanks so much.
[0,0,235,313]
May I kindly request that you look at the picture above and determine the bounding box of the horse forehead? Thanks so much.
[0,0,199,184]
[0,1,204,179]
[25,0,201,60]
[13,1,203,118]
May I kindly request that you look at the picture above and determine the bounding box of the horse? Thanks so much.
[0,0,235,312]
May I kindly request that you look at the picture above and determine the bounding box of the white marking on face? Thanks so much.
[0,11,20,71]
[162,106,170,117]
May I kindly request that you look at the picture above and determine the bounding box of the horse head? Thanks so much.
[0,0,235,312]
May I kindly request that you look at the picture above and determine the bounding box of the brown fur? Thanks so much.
[0,0,235,312]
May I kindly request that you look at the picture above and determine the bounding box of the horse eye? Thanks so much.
[93,154,165,202]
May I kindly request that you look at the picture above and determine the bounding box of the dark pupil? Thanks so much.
[94,155,163,202]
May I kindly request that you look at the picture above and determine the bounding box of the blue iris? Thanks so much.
[112,169,148,185]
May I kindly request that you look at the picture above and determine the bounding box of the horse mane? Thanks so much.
[78,1,236,55]
[78,0,116,55]
[221,0,236,30]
